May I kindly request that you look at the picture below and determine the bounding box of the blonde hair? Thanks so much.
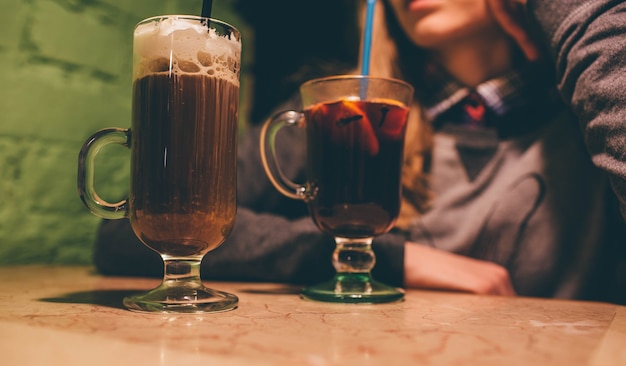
[359,1,433,229]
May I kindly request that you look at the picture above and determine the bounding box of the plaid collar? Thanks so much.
[423,70,537,122]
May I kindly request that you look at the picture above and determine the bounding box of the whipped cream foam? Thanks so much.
[133,16,241,85]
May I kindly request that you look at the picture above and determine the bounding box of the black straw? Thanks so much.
[201,0,213,19]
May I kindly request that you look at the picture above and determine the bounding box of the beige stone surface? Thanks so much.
[0,265,623,365]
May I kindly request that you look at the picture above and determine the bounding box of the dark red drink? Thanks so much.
[304,98,409,238]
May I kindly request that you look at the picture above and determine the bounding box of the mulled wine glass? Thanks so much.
[260,75,413,303]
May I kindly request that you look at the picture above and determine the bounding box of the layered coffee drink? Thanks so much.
[130,17,241,257]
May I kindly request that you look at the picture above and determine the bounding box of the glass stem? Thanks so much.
[162,257,204,288]
[332,237,375,274]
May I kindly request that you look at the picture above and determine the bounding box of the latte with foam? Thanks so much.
[129,16,241,257]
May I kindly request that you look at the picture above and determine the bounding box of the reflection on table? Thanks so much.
[0,265,624,365]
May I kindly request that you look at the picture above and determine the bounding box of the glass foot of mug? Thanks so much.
[301,273,404,304]
[123,282,238,313]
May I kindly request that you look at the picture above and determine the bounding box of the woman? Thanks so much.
[94,0,623,301]
[367,0,623,300]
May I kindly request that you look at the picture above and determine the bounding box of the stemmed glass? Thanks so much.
[260,75,413,303]
[77,15,241,313]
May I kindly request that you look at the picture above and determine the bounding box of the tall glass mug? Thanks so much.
[260,75,413,303]
[78,15,241,313]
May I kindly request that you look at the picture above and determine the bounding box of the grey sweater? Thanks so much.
[94,0,626,303]
[529,0,626,219]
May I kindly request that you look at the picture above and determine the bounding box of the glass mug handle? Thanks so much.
[77,128,130,219]
[260,110,314,202]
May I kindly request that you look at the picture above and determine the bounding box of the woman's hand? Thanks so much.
[404,243,516,296]
[487,0,541,62]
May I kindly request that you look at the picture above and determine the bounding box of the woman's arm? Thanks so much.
[530,0,626,219]
[491,0,626,219]
[404,243,516,295]
[92,92,517,294]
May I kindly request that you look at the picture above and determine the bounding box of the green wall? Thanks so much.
[0,0,250,265]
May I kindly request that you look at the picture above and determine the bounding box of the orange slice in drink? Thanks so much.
[338,99,379,156]
[368,99,409,140]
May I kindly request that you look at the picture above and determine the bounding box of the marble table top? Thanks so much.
[0,265,624,365]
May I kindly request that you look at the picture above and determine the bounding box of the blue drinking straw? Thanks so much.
[360,0,376,76]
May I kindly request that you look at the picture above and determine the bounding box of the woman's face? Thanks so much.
[387,0,502,50]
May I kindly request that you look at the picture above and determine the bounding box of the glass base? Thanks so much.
[301,273,404,304]
[123,281,238,313]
